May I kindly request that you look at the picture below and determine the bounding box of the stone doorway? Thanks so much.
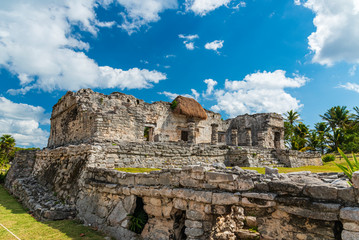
[181,131,189,142]
[274,132,281,149]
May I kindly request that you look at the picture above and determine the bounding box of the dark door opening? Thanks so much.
[181,131,189,142]
[144,127,154,141]
[274,132,281,149]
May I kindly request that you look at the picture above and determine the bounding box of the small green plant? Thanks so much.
[322,154,335,163]
[0,171,7,184]
[170,100,178,110]
[249,226,258,233]
[128,210,148,234]
[99,98,104,104]
[112,143,117,146]
[336,148,359,186]
[252,153,257,157]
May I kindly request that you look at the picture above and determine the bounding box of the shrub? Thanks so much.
[322,154,335,163]
[336,148,359,186]
[170,100,178,110]
[0,171,7,184]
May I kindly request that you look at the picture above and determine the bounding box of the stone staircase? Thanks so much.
[7,177,76,221]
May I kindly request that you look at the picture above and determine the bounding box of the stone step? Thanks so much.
[9,177,76,221]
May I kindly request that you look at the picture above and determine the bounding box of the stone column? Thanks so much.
[148,127,154,142]
[211,124,219,145]
[231,129,238,146]
[188,122,196,144]
[245,128,252,146]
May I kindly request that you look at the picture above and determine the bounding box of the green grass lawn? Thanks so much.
[0,185,108,240]
[115,159,349,175]
[242,157,352,174]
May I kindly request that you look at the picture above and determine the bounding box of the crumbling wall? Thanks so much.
[228,113,285,149]
[6,149,358,240]
[48,90,96,148]
[88,143,229,169]
[77,166,359,240]
[48,89,227,147]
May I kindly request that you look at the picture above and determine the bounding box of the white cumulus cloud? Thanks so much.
[339,82,359,93]
[0,0,166,95]
[117,0,178,34]
[185,0,232,16]
[0,97,49,147]
[179,34,199,50]
[299,0,359,65]
[210,70,308,117]
[204,40,224,52]
[203,79,218,96]
[159,91,198,100]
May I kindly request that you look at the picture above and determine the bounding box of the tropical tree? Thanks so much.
[284,110,300,126]
[314,122,330,154]
[284,110,300,149]
[307,131,320,152]
[320,106,351,132]
[291,123,309,151]
[326,128,344,152]
[0,134,16,169]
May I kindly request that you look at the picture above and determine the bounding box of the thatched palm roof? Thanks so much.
[171,96,207,120]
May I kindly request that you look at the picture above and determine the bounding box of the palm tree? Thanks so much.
[314,122,330,154]
[284,110,300,149]
[284,110,300,126]
[326,128,344,152]
[291,123,309,151]
[320,106,351,132]
[307,131,318,151]
[0,134,16,168]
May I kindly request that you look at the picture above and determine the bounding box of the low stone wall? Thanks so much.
[276,149,323,167]
[77,166,359,240]
[5,148,359,240]
[89,142,229,169]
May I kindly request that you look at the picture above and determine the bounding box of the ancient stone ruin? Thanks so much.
[6,89,359,240]
[47,88,321,168]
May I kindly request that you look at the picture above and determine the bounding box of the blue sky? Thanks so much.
[1,0,359,147]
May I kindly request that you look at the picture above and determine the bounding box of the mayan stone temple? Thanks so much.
[5,89,359,240]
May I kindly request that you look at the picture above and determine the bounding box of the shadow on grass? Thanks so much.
[0,185,108,240]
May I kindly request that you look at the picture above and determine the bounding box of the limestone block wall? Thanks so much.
[78,166,359,240]
[276,149,323,167]
[228,113,285,149]
[32,144,92,203]
[48,89,228,148]
[48,91,96,148]
[88,143,229,169]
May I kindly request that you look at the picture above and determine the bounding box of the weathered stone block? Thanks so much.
[240,197,276,208]
[268,181,303,194]
[344,222,359,232]
[143,204,162,217]
[187,210,206,221]
[265,167,279,175]
[185,228,204,237]
[353,171,359,189]
[340,207,359,222]
[338,187,356,203]
[206,172,237,183]
[212,192,239,205]
[277,206,338,221]
[304,184,338,200]
[241,192,277,201]
[185,220,203,228]
[342,230,359,240]
[173,198,187,210]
